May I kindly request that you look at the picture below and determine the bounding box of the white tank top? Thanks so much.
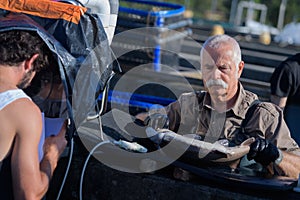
[0,89,31,111]
[0,89,45,161]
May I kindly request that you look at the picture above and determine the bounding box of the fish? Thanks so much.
[146,127,254,163]
[113,140,148,153]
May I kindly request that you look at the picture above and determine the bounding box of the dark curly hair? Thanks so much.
[0,30,54,72]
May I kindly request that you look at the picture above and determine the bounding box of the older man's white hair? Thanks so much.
[200,34,242,73]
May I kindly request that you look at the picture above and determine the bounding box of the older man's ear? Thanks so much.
[237,61,244,78]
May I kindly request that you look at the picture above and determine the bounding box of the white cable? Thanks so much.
[86,73,114,122]
[56,137,74,200]
[79,140,111,200]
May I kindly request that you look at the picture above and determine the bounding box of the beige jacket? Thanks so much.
[164,83,299,154]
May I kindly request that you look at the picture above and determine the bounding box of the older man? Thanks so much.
[137,34,300,179]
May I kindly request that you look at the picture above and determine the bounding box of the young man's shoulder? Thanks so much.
[5,98,42,127]
[280,53,300,70]
[6,97,38,112]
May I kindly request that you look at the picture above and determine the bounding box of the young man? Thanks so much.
[137,34,300,179]
[270,53,300,145]
[0,30,67,199]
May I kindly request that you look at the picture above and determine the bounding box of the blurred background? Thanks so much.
[112,0,300,110]
[119,0,300,46]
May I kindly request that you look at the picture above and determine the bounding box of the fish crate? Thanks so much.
[113,0,192,72]
[117,0,191,29]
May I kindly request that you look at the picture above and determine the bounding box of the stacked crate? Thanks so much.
[112,0,192,72]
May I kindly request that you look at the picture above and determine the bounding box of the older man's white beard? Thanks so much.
[206,79,228,89]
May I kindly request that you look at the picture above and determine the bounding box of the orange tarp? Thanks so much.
[0,0,87,24]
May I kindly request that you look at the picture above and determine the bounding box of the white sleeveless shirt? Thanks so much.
[0,89,31,170]
[0,89,31,110]
[0,89,46,161]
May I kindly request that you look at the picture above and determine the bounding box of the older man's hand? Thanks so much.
[144,113,169,130]
[247,137,280,166]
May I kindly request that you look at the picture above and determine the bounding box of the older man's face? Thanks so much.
[201,43,242,104]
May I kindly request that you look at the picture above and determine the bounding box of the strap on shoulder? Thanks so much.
[233,99,261,145]
[240,99,261,134]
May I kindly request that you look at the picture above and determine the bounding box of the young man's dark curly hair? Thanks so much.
[0,30,53,72]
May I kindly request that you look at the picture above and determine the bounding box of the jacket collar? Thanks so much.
[202,82,258,119]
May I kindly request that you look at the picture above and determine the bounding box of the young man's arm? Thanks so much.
[11,99,67,199]
[270,95,287,109]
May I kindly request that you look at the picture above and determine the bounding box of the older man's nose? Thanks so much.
[211,68,221,79]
